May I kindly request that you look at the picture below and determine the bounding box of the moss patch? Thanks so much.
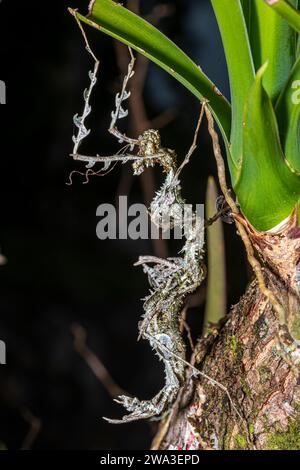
[227,335,243,361]
[229,335,238,355]
[235,434,247,449]
[266,418,300,450]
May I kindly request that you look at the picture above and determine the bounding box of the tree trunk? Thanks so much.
[154,212,300,450]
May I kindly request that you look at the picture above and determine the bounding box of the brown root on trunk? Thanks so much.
[154,213,300,450]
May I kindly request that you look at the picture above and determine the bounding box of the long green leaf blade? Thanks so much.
[210,0,255,182]
[245,0,298,102]
[264,0,300,33]
[72,0,231,144]
[276,56,300,172]
[235,64,300,231]
[204,177,227,334]
[241,0,252,27]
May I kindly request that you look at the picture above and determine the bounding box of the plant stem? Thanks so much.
[264,0,300,32]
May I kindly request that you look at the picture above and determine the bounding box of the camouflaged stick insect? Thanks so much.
[103,121,207,423]
[69,20,244,424]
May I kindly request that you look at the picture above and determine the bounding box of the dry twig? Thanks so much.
[20,408,41,450]
[71,323,126,398]
[204,105,285,323]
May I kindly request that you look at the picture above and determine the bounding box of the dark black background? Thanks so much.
[0,0,248,450]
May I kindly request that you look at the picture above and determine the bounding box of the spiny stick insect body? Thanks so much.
[69,13,230,423]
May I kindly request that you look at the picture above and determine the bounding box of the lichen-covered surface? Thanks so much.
[158,222,300,450]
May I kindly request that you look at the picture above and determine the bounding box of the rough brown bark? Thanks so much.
[154,213,300,450]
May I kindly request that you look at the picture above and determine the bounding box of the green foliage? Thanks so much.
[211,0,255,181]
[234,64,300,230]
[276,56,300,172]
[245,0,298,102]
[264,0,300,33]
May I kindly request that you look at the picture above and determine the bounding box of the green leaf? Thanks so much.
[241,0,253,27]
[204,177,227,334]
[297,0,300,54]
[235,63,300,231]
[211,0,255,182]
[244,0,298,102]
[264,0,300,33]
[276,56,300,172]
[72,0,231,145]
